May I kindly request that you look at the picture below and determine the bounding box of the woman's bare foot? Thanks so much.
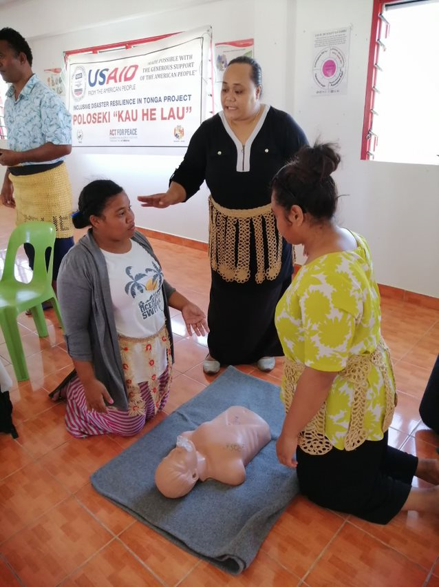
[415,458,439,485]
[403,485,439,514]
[48,370,76,402]
[48,386,67,402]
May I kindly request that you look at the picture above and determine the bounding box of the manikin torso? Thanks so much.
[155,406,271,498]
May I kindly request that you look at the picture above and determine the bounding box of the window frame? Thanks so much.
[361,0,417,160]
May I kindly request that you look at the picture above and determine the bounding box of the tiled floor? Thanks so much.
[0,206,438,586]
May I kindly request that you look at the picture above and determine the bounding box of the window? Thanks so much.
[362,0,439,165]
[0,77,7,140]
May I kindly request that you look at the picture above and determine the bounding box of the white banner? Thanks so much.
[65,27,212,147]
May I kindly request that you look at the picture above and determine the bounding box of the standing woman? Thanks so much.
[55,180,207,438]
[419,356,439,435]
[138,57,307,374]
[273,143,439,523]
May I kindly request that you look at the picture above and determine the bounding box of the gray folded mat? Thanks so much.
[91,366,299,575]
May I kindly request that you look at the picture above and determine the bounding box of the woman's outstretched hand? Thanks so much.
[181,303,209,337]
[138,183,187,209]
[137,193,176,208]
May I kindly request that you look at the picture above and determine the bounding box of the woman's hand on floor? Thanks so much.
[276,432,298,468]
[182,303,209,337]
[84,379,114,413]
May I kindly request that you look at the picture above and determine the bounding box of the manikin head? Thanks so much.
[155,436,200,498]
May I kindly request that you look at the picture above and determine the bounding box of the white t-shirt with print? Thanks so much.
[101,241,167,383]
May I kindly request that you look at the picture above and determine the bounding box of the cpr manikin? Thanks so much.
[155,406,271,498]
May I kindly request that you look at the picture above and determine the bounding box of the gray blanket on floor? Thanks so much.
[91,366,299,575]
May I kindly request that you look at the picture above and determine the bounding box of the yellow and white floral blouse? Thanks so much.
[275,232,396,454]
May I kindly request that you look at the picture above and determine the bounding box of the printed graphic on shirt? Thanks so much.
[124,261,164,320]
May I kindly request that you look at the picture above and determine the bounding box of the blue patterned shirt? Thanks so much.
[4,74,71,165]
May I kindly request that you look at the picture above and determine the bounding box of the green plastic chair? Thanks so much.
[0,222,64,381]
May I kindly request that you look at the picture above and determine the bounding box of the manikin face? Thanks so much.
[168,444,198,477]
[0,41,27,84]
[221,63,261,123]
[91,191,135,242]
[155,438,199,499]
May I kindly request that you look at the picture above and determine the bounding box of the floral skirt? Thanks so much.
[64,327,172,438]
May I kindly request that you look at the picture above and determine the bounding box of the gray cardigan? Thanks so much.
[57,230,176,411]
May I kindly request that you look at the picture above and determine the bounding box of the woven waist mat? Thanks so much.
[10,162,74,238]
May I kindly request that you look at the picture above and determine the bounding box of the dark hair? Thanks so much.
[73,179,124,229]
[227,56,262,88]
[0,28,33,66]
[272,143,341,221]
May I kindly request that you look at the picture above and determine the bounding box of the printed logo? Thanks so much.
[77,129,84,143]
[124,263,164,320]
[71,66,86,102]
[174,125,184,140]
[88,65,138,87]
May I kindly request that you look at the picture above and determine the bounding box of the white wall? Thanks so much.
[1,0,438,297]
[291,0,439,297]
[1,0,290,244]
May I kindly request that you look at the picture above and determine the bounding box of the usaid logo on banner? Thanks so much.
[88,65,138,87]
[71,67,86,102]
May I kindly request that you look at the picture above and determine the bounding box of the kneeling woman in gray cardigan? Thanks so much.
[54,179,208,438]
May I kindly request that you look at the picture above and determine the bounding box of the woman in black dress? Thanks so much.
[138,57,307,374]
[420,356,439,435]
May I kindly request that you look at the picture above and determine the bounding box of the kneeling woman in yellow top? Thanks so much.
[272,143,439,524]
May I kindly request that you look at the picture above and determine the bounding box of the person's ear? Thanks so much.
[290,204,305,226]
[256,85,262,100]
[89,214,100,229]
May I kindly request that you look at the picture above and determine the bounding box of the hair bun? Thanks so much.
[294,142,340,183]
[72,210,87,229]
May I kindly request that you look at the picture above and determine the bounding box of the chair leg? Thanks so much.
[1,311,29,381]
[30,305,49,338]
[50,294,64,331]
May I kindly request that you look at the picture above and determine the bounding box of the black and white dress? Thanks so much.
[171,105,307,364]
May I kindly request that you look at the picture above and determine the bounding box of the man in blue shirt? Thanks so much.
[0,27,74,289]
